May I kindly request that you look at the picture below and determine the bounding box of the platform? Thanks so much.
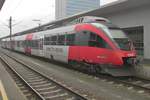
[0,80,8,100]
[0,62,26,100]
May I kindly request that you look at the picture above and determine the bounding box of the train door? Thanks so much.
[25,34,33,54]
[88,32,113,64]
[38,38,44,57]
[25,40,31,54]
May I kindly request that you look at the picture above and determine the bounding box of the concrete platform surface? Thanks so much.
[0,80,8,100]
[135,64,150,80]
[0,62,27,100]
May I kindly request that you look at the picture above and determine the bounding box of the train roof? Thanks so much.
[1,21,120,41]
[44,25,76,37]
[0,16,111,40]
[1,24,76,41]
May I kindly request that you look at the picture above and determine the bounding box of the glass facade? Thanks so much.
[55,0,100,19]
[66,0,100,16]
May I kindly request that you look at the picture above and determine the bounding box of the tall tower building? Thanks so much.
[55,0,100,19]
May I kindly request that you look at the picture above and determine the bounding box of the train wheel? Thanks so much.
[95,65,102,74]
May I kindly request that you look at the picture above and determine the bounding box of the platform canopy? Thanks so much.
[1,0,150,39]
[0,0,5,10]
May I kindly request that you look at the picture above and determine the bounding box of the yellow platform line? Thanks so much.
[0,80,8,100]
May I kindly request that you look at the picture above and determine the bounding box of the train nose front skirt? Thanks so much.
[101,65,135,76]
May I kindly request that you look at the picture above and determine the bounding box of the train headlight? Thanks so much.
[123,57,135,65]
[127,53,134,57]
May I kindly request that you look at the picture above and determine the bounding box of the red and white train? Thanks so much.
[1,16,137,76]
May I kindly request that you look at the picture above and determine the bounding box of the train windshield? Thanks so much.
[92,23,132,51]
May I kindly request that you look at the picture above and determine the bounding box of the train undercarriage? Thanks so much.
[69,60,136,76]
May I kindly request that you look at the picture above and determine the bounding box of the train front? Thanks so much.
[92,23,137,76]
[107,27,137,76]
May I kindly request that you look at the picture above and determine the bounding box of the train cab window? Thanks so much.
[58,35,65,45]
[75,31,89,46]
[66,34,75,45]
[89,32,110,49]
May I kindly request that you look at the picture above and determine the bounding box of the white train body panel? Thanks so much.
[44,45,69,63]
[42,25,75,63]
[31,49,43,57]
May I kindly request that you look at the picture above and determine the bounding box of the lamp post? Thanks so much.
[8,16,13,49]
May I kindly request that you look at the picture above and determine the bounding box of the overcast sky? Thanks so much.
[0,0,117,38]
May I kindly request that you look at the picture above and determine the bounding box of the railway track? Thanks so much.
[0,53,88,100]
[97,74,150,94]
[115,76,150,92]
[1,50,150,99]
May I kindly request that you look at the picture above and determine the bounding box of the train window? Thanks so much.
[31,41,33,47]
[39,39,43,49]
[25,40,32,47]
[19,41,21,47]
[16,41,19,47]
[22,41,25,47]
[66,34,75,45]
[44,37,50,41]
[36,40,39,49]
[31,40,36,48]
[58,35,65,45]
[51,35,57,45]
[29,41,32,47]
[75,31,89,46]
[51,36,57,41]
[44,37,48,45]
[20,41,23,47]
[89,32,110,48]
[44,37,51,45]
[25,40,27,47]
[90,33,97,41]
